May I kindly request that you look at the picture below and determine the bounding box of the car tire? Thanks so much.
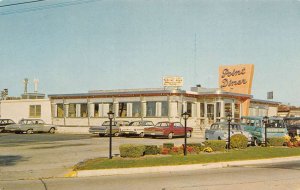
[49,128,55,134]
[26,129,33,134]
[139,132,144,138]
[253,139,260,146]
[186,131,192,138]
[98,134,105,137]
[168,133,173,139]
[114,132,119,137]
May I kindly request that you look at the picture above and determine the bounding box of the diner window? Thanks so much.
[57,104,64,118]
[161,101,169,117]
[207,104,214,120]
[234,103,240,119]
[94,104,99,117]
[132,102,141,117]
[29,105,41,118]
[187,102,193,116]
[119,102,127,117]
[80,104,87,117]
[146,101,156,117]
[200,103,205,117]
[68,104,76,118]
[216,102,221,118]
[225,103,231,113]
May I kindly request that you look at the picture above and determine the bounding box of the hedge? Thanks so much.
[203,140,226,151]
[119,144,145,158]
[268,137,285,146]
[163,143,174,149]
[230,134,248,149]
[144,145,160,155]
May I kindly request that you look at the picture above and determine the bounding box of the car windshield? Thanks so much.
[155,122,169,127]
[129,121,141,126]
[102,121,116,126]
[211,123,241,130]
[19,120,32,124]
[269,119,285,128]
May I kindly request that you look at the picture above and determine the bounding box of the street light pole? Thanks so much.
[263,116,269,147]
[182,112,190,156]
[107,111,114,159]
[226,111,232,150]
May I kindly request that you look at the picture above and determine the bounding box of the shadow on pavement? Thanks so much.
[0,155,28,166]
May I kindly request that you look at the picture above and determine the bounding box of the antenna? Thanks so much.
[33,78,39,93]
[23,78,29,94]
[194,33,197,84]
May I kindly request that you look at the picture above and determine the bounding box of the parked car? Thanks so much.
[241,116,288,146]
[284,117,300,137]
[205,122,252,144]
[0,119,16,132]
[5,119,57,134]
[144,121,193,139]
[89,120,129,137]
[119,120,154,137]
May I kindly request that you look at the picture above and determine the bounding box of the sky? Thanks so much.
[0,0,300,106]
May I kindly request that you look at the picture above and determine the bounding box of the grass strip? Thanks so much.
[74,147,300,171]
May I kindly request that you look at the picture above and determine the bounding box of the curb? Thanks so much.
[69,156,300,178]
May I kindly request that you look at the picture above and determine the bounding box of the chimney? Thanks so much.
[23,78,28,94]
[33,79,39,93]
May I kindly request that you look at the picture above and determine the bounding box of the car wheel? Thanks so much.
[26,129,33,134]
[114,132,119,137]
[139,132,144,138]
[49,128,55,134]
[253,138,260,146]
[168,133,173,139]
[98,134,105,137]
[186,131,192,138]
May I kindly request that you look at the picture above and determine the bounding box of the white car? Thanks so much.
[205,122,252,144]
[119,120,154,137]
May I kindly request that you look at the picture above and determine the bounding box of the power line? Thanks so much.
[0,0,47,8]
[0,0,101,15]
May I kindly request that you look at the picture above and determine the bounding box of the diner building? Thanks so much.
[48,85,279,136]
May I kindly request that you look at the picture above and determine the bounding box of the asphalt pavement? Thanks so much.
[0,133,201,180]
[1,160,300,190]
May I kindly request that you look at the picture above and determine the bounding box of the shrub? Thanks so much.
[144,145,160,155]
[119,144,145,158]
[284,135,291,143]
[186,146,196,154]
[163,143,174,149]
[203,140,226,151]
[203,147,213,153]
[186,143,204,151]
[230,134,248,149]
[161,147,170,155]
[267,137,285,146]
[169,146,183,155]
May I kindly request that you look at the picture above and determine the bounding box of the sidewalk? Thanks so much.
[69,156,300,178]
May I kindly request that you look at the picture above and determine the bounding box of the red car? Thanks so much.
[144,122,193,139]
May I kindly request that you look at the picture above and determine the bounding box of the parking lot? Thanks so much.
[0,133,202,180]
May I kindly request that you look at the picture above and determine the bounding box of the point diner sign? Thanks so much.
[163,76,183,87]
[219,64,254,95]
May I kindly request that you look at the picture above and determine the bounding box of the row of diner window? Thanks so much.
[55,101,240,119]
[56,101,172,118]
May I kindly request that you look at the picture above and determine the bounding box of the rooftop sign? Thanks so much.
[163,76,183,87]
[219,64,254,116]
[219,64,254,95]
